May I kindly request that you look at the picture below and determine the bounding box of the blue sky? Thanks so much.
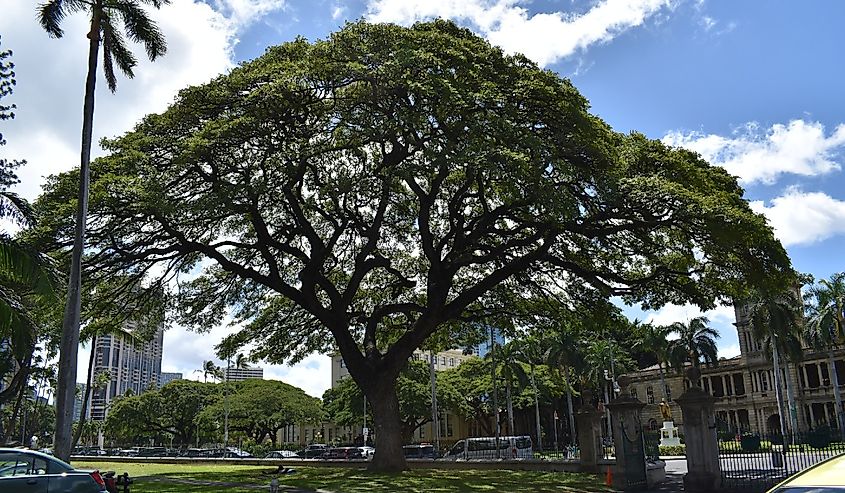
[2,0,844,396]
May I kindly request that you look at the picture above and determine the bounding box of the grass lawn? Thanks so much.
[74,461,610,493]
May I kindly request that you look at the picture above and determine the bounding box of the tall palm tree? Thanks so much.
[197,360,221,383]
[633,322,672,401]
[667,317,719,371]
[545,328,583,445]
[513,337,545,451]
[38,0,169,461]
[234,353,251,369]
[748,290,803,435]
[486,341,528,436]
[805,273,845,430]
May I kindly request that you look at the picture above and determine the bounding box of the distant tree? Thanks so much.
[105,379,217,446]
[38,0,170,461]
[196,360,222,383]
[667,317,719,371]
[205,379,321,445]
[34,20,792,470]
[804,273,845,431]
[234,353,251,370]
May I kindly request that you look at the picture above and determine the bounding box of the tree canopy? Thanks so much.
[34,20,791,470]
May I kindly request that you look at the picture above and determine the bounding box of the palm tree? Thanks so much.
[513,337,545,451]
[667,317,719,371]
[748,291,803,435]
[545,328,583,445]
[805,273,845,430]
[197,360,221,383]
[234,353,251,369]
[486,341,528,437]
[38,0,169,461]
[633,322,672,402]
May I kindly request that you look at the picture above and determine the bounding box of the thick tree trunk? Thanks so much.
[828,348,845,431]
[55,13,100,463]
[367,379,407,472]
[72,335,97,449]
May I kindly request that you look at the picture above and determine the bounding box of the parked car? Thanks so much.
[767,452,845,492]
[264,450,300,459]
[0,447,107,492]
[358,446,375,459]
[223,447,253,458]
[403,444,438,460]
[138,447,168,457]
[298,444,329,458]
[321,447,365,460]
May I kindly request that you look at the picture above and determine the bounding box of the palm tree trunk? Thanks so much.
[506,381,514,436]
[530,364,542,452]
[828,348,845,431]
[772,344,788,436]
[72,335,97,449]
[564,367,575,445]
[782,361,799,434]
[55,11,100,463]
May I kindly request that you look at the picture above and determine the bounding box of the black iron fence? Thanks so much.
[719,429,845,492]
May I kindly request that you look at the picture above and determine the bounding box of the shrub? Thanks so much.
[659,444,686,456]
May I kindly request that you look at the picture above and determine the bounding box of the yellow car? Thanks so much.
[767,453,845,492]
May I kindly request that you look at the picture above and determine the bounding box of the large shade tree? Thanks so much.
[37,0,169,461]
[34,21,792,470]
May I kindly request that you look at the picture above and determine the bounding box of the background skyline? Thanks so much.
[2,0,843,397]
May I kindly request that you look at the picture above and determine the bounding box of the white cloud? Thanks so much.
[212,0,287,28]
[750,188,845,247]
[366,0,675,67]
[720,343,740,359]
[663,120,845,185]
[645,303,734,328]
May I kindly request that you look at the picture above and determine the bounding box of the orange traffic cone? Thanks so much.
[605,465,613,487]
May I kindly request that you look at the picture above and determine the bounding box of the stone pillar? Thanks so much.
[574,390,603,473]
[676,367,721,493]
[607,375,648,491]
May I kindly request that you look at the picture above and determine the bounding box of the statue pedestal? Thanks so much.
[659,421,681,447]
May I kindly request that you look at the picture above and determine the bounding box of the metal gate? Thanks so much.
[620,420,648,489]
[719,430,845,492]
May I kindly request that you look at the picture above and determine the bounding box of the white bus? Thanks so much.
[446,436,533,460]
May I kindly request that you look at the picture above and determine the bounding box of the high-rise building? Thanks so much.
[158,372,183,387]
[224,366,263,381]
[87,323,164,421]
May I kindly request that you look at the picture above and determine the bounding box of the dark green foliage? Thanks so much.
[34,20,791,469]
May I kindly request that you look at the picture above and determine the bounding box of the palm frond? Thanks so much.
[113,1,168,61]
[38,0,86,38]
[0,236,59,300]
[0,191,35,226]
[100,11,137,92]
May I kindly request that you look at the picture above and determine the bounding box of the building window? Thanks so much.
[441,357,446,366]
[630,386,638,400]
[646,386,654,404]
[449,358,455,367]
[664,385,671,400]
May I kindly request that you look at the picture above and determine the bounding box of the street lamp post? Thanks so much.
[490,326,501,459]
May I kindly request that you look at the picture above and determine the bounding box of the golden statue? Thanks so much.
[659,399,673,421]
